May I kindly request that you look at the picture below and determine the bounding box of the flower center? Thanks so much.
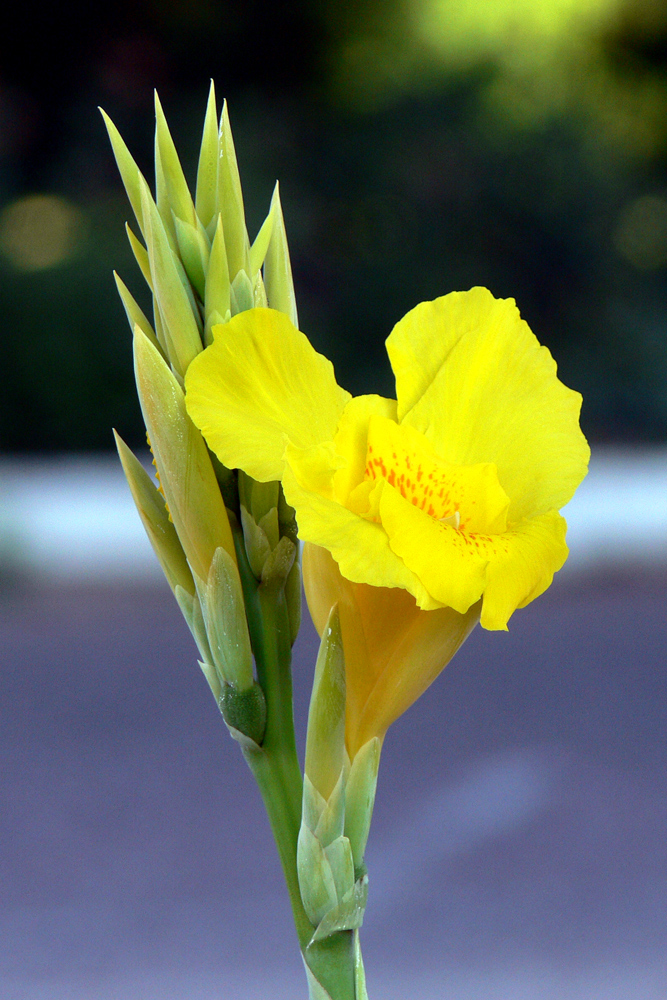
[362,415,509,535]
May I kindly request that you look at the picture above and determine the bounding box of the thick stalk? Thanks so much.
[232,523,368,998]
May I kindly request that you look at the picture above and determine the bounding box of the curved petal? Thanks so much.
[331,394,397,505]
[480,511,568,630]
[386,288,589,522]
[283,451,438,610]
[185,307,350,482]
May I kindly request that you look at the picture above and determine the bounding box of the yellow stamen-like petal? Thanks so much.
[330,394,398,506]
[283,450,438,609]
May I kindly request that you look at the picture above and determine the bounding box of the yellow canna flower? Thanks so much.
[184,288,589,749]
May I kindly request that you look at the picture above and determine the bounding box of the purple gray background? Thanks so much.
[2,555,666,998]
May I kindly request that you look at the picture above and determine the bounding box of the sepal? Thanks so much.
[261,536,296,589]
[198,658,222,702]
[311,875,368,943]
[175,586,214,665]
[344,737,381,871]
[297,822,340,926]
[239,504,271,579]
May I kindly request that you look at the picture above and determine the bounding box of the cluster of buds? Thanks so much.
[104,89,378,995]
[104,84,300,746]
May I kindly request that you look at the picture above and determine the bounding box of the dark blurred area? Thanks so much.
[2,0,667,452]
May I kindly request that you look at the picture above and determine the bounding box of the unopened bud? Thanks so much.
[203,546,254,692]
[219,681,267,746]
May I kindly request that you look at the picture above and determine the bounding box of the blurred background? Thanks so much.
[1,0,667,997]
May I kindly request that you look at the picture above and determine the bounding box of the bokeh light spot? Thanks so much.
[0,194,86,272]
[614,195,667,270]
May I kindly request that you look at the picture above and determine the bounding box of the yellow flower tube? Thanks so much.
[303,543,480,756]
[185,288,589,752]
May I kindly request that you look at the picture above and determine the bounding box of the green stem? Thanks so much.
[233,524,311,945]
[232,523,368,998]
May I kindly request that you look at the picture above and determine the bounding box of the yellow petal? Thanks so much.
[331,394,397,505]
[377,479,489,613]
[365,414,510,533]
[480,511,569,630]
[303,544,480,756]
[184,308,350,482]
[282,451,438,609]
[386,288,589,522]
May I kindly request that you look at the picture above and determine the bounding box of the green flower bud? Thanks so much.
[263,182,297,328]
[203,545,254,692]
[133,327,236,580]
[114,431,194,595]
[218,681,267,746]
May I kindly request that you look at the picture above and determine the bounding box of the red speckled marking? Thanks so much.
[365,440,468,526]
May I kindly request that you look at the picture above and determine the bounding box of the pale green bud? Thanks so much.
[239,504,271,580]
[305,605,346,802]
[263,182,298,328]
[133,326,236,581]
[204,216,231,343]
[203,545,254,691]
[249,197,275,276]
[113,272,163,357]
[100,108,146,237]
[114,430,194,596]
[174,214,211,301]
[344,737,381,872]
[230,268,254,315]
[195,81,219,232]
[125,223,153,292]
[139,180,203,378]
[284,558,302,646]
[154,91,196,230]
[217,100,249,280]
